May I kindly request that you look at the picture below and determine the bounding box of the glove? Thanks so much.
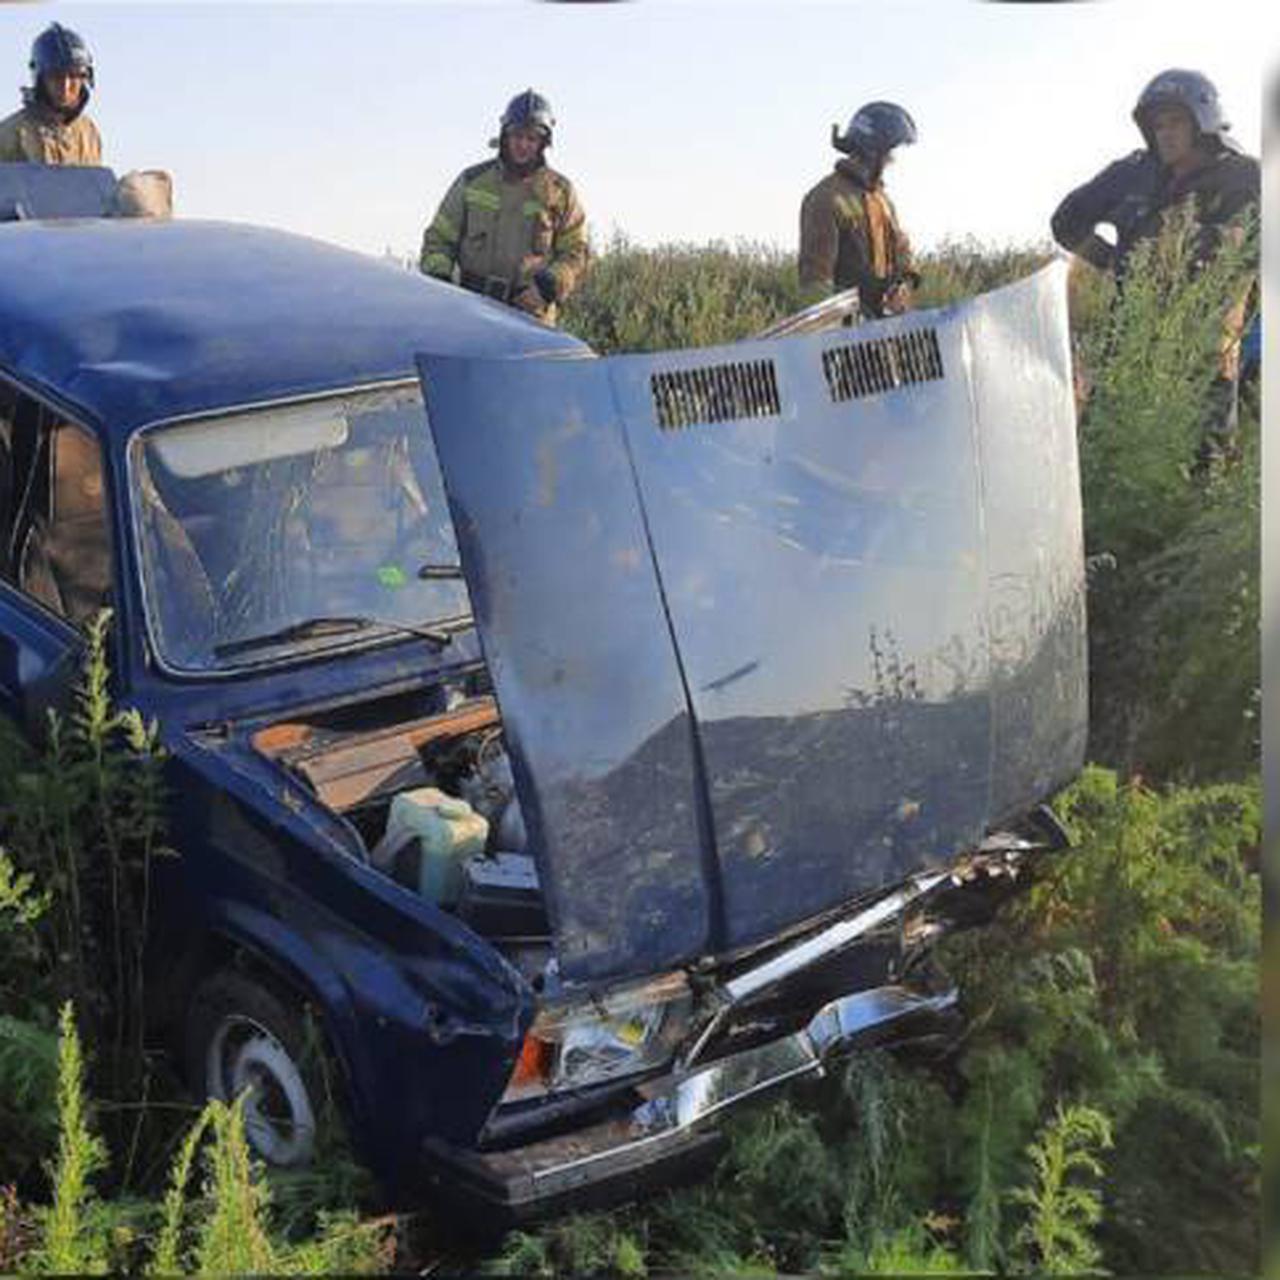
[533,267,560,305]
[511,286,545,316]
[882,280,914,316]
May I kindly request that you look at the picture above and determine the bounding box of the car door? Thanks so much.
[0,387,110,733]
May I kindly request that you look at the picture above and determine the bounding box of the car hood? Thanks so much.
[417,264,1086,985]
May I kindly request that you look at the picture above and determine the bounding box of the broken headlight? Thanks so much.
[502,971,694,1102]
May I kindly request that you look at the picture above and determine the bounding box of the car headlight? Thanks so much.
[502,971,694,1101]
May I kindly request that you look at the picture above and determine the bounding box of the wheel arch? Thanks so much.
[172,901,376,1142]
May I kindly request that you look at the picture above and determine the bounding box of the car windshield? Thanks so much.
[131,385,471,673]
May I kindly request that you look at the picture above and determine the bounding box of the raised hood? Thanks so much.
[416,264,1086,985]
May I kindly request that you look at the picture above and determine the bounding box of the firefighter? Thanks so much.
[420,90,588,326]
[1052,69,1259,460]
[0,23,102,166]
[798,101,919,317]
[1052,69,1258,276]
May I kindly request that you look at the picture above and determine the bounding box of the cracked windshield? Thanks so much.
[132,385,470,671]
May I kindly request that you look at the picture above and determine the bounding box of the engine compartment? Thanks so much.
[250,676,550,952]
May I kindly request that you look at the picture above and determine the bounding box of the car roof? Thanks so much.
[0,218,587,439]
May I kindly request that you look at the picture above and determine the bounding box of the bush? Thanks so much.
[561,233,1053,355]
[1076,209,1259,779]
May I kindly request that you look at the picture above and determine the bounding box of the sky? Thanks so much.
[0,0,1272,262]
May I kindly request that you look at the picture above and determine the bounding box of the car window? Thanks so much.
[0,388,112,630]
[132,384,470,672]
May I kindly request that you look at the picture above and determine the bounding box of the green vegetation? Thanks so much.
[482,766,1259,1277]
[0,222,1259,1272]
[1077,208,1260,780]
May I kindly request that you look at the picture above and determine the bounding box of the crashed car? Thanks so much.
[0,167,1086,1219]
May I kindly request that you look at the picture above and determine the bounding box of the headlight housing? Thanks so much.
[501,971,694,1102]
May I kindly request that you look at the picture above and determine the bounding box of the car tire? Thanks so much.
[185,970,326,1168]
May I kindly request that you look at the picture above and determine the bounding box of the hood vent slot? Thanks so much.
[651,359,781,431]
[822,328,943,403]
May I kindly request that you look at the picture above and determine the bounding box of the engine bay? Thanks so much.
[250,676,549,948]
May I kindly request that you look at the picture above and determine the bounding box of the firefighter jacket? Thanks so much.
[1052,144,1259,381]
[0,92,101,166]
[798,156,914,317]
[420,157,588,326]
[1050,144,1259,276]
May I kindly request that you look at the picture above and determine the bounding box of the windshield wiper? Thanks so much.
[214,614,454,659]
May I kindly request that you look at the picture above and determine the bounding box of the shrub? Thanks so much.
[1008,1103,1112,1275]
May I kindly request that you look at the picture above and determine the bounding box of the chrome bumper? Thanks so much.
[635,984,956,1135]
[426,981,956,1217]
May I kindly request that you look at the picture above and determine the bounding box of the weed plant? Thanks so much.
[5,1002,393,1274]
[1007,1103,1112,1274]
[0,626,390,1270]
[0,611,171,1169]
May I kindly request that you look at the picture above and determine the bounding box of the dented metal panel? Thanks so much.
[418,263,1084,985]
[607,311,992,950]
[416,355,713,981]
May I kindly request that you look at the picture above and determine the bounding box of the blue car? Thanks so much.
[0,167,1086,1220]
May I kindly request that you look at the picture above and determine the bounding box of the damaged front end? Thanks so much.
[403,262,1085,1216]
[135,264,1082,1216]
[426,819,1066,1220]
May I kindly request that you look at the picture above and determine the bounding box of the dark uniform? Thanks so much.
[798,101,919,318]
[1051,145,1258,278]
[1051,69,1259,457]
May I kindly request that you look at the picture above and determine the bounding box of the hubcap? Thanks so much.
[205,1014,316,1166]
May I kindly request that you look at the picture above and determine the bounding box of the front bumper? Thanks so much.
[423,981,956,1222]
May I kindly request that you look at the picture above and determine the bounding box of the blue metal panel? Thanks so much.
[609,316,991,950]
[419,264,1084,984]
[0,583,79,731]
[0,221,585,439]
[416,353,713,981]
[962,265,1087,817]
[0,163,116,221]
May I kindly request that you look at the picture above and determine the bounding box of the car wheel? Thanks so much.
[186,971,322,1168]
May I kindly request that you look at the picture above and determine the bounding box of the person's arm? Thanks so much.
[419,174,467,280]
[84,116,102,166]
[882,197,919,315]
[1050,156,1140,272]
[532,178,589,308]
[1197,155,1260,257]
[798,184,844,307]
[0,114,29,164]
